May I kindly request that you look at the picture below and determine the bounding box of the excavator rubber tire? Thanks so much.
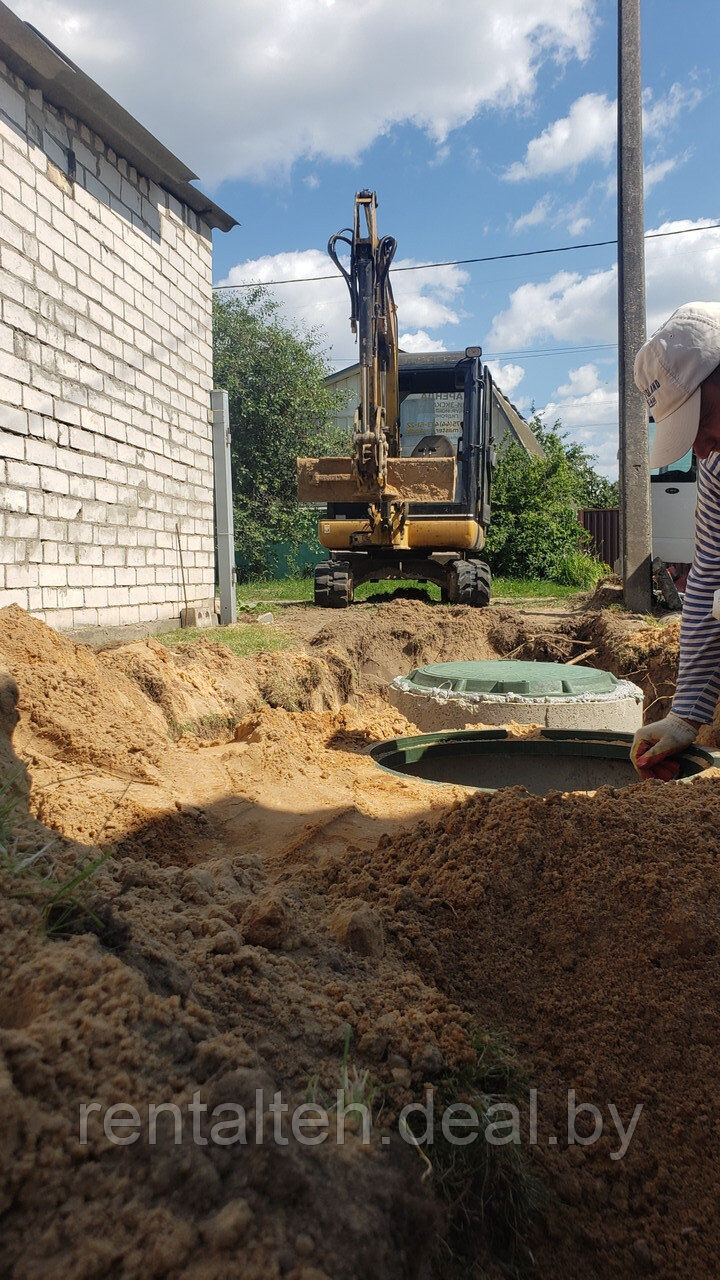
[314,561,354,608]
[446,558,492,607]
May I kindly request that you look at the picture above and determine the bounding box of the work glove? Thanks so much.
[631,712,698,779]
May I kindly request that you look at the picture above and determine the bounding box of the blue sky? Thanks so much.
[14,0,720,475]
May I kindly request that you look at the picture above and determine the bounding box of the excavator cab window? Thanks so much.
[399,391,464,500]
[397,352,487,515]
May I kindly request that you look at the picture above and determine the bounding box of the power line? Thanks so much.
[325,342,619,364]
[213,220,720,290]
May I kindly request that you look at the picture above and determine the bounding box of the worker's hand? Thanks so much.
[631,712,698,779]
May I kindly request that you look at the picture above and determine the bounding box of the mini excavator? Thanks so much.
[297,190,497,607]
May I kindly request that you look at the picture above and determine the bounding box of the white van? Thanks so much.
[650,423,696,581]
[651,447,696,562]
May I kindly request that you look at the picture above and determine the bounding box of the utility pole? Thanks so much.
[617,0,653,612]
[211,389,237,626]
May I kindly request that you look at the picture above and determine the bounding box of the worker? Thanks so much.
[631,302,720,777]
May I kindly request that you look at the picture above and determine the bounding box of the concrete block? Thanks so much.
[21,386,53,415]
[25,437,56,468]
[39,467,70,494]
[180,605,214,629]
[0,76,26,129]
[37,563,67,588]
[0,586,29,610]
[83,586,109,608]
[3,487,28,513]
[7,458,39,488]
[67,606,99,627]
[1,430,24,459]
[6,562,40,588]
[54,399,83,427]
[0,402,28,433]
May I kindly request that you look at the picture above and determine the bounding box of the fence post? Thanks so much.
[211,389,237,626]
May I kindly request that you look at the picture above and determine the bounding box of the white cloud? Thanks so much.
[219,250,468,360]
[487,361,525,395]
[643,154,682,193]
[537,364,619,475]
[399,330,447,352]
[556,363,601,397]
[505,92,615,181]
[487,218,720,476]
[14,0,594,184]
[642,82,703,133]
[513,193,598,239]
[567,213,591,235]
[512,195,554,233]
[504,82,700,182]
[488,219,720,351]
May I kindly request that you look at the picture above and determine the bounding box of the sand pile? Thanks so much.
[0,605,169,783]
[282,597,679,699]
[3,597,720,1280]
[332,776,720,1278]
[284,600,512,695]
[0,607,473,1280]
[107,633,356,736]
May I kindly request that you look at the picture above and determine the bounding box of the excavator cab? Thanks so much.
[297,191,496,607]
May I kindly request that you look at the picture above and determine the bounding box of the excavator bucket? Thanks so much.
[297,455,457,504]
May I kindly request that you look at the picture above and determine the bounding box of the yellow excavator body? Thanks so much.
[318,516,484,553]
[299,189,495,607]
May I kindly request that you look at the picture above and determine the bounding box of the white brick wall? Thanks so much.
[0,57,217,630]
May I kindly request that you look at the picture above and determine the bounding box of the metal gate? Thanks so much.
[578,508,619,567]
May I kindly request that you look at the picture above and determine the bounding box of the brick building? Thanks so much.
[0,4,236,630]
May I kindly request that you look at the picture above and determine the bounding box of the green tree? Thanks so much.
[562,437,619,507]
[484,419,612,584]
[213,288,344,578]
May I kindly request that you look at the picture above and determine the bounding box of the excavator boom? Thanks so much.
[328,190,400,490]
[299,190,456,505]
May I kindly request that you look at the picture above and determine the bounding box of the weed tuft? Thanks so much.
[167,713,240,741]
[0,769,114,940]
[410,1027,545,1276]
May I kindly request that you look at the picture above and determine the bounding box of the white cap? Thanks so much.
[634,302,720,469]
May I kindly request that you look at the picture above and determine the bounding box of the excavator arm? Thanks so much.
[297,190,456,508]
[328,190,399,489]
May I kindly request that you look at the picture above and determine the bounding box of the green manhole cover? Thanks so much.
[404,659,619,699]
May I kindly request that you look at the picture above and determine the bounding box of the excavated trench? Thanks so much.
[1,595,720,1280]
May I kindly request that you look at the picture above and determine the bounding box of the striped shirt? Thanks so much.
[672,451,720,724]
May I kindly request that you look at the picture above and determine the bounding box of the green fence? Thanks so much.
[236,539,322,582]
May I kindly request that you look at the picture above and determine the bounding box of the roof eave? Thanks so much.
[0,3,237,232]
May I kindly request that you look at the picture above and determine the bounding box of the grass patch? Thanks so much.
[304,1024,542,1276]
[492,577,580,601]
[168,714,240,741]
[160,622,291,658]
[0,771,113,939]
[237,575,582,606]
[409,1028,544,1276]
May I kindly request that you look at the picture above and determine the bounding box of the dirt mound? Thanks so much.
[0,605,169,782]
[0,621,468,1280]
[4,598,720,1280]
[0,857,446,1280]
[569,612,682,725]
[286,600,541,695]
[332,776,720,1278]
[283,599,648,695]
[106,635,262,735]
[107,635,354,736]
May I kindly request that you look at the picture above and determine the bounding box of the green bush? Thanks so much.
[555,549,609,588]
[484,421,613,582]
